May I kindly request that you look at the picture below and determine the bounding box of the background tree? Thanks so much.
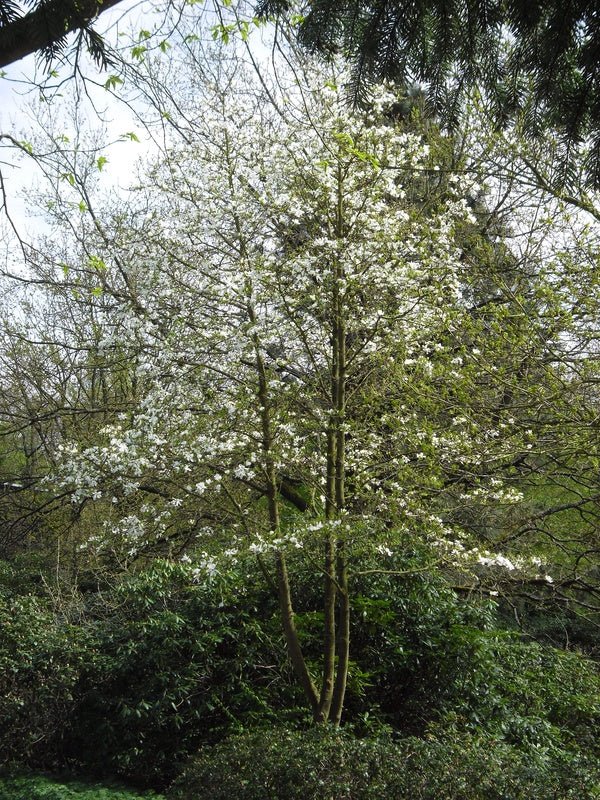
[263,0,600,187]
[14,42,584,723]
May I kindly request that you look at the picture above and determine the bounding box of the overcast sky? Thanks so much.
[0,0,151,247]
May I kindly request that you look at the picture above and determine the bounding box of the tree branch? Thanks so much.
[0,0,124,69]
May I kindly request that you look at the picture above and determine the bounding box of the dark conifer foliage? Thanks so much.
[1,0,599,182]
[0,0,121,69]
[261,0,600,186]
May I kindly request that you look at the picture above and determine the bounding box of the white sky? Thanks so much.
[0,0,152,244]
[0,0,267,257]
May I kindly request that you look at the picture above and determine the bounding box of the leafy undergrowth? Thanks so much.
[0,774,164,800]
[170,726,600,800]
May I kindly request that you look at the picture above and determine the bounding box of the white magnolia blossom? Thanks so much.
[46,56,550,578]
[478,554,516,571]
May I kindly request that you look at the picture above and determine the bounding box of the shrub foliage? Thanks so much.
[1,555,599,793]
[171,726,600,800]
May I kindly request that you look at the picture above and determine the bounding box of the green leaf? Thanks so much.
[122,131,140,142]
[104,75,123,90]
[88,255,107,272]
[159,40,171,53]
[333,131,354,148]
[211,23,235,44]
[97,156,108,172]
[239,21,250,42]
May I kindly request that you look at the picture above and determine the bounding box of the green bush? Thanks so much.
[0,773,163,800]
[66,561,300,785]
[0,589,90,768]
[325,560,600,756]
[170,726,600,800]
[2,553,600,790]
[0,559,299,785]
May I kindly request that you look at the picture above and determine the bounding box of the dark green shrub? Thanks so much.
[170,726,600,800]
[0,589,90,768]
[315,559,600,758]
[65,560,301,786]
[0,559,298,785]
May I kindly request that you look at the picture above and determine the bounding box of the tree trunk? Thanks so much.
[316,532,337,721]
[250,302,319,716]
[276,550,320,715]
[330,545,350,724]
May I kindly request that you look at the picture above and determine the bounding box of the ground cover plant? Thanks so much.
[0,774,164,800]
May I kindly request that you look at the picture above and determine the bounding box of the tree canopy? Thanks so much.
[3,0,600,184]
[2,29,599,722]
[261,0,600,186]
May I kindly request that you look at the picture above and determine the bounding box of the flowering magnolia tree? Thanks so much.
[32,50,579,721]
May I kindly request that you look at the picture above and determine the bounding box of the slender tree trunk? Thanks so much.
[276,550,320,715]
[324,159,351,725]
[317,531,337,721]
[329,161,350,725]
[330,544,350,724]
[329,337,350,725]
[250,302,319,716]
[318,352,339,720]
